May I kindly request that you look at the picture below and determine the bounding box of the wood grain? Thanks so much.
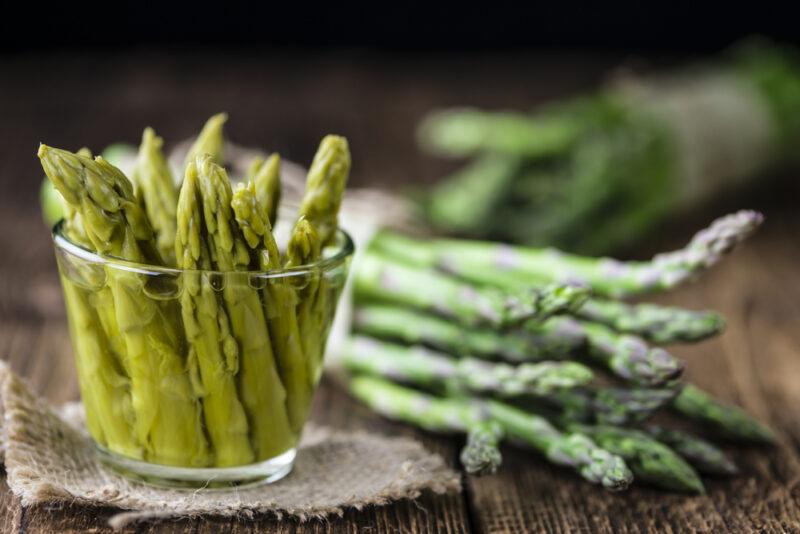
[1,49,799,533]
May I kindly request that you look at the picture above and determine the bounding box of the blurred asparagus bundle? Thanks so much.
[41,115,351,467]
[417,40,800,253]
[344,210,774,493]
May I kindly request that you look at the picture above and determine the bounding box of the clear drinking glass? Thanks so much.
[52,221,353,488]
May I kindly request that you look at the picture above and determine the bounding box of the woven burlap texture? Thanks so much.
[0,361,460,529]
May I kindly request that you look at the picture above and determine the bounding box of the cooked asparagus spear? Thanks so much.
[184,113,227,169]
[353,305,584,361]
[231,180,312,433]
[461,420,504,476]
[645,424,737,476]
[246,153,282,228]
[342,335,594,397]
[131,128,178,266]
[355,249,589,328]
[672,384,775,443]
[176,163,254,466]
[349,375,632,489]
[40,145,210,466]
[194,153,295,459]
[369,210,763,298]
[575,299,726,344]
[570,424,705,494]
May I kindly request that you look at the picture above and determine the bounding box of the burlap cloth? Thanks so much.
[0,361,460,529]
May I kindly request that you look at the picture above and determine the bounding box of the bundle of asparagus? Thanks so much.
[344,210,775,493]
[417,40,800,253]
[42,115,352,469]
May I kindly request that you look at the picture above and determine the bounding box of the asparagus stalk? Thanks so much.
[349,375,632,489]
[575,299,726,344]
[40,145,210,466]
[132,128,179,266]
[672,384,775,443]
[461,420,504,476]
[193,153,295,459]
[353,305,585,362]
[574,320,684,386]
[231,180,313,433]
[287,135,351,388]
[570,424,705,494]
[342,335,594,397]
[246,153,282,228]
[370,210,763,298]
[645,424,738,476]
[355,249,589,328]
[184,113,227,169]
[547,386,678,426]
[176,164,254,466]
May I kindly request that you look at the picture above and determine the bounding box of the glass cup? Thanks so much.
[52,221,353,488]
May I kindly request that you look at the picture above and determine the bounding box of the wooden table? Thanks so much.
[1,49,799,533]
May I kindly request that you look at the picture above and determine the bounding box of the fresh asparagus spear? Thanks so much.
[184,113,227,169]
[355,249,590,328]
[671,384,775,443]
[575,320,684,386]
[349,375,632,489]
[342,335,594,397]
[570,424,705,494]
[231,180,313,433]
[461,420,504,476]
[193,153,295,459]
[547,386,678,426]
[645,424,738,476]
[369,210,763,298]
[353,305,584,362]
[575,299,726,344]
[40,145,211,466]
[176,163,254,467]
[246,153,282,228]
[132,127,179,266]
[417,107,583,158]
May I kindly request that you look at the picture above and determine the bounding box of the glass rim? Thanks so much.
[52,220,355,279]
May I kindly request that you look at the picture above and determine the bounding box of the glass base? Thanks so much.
[97,446,296,489]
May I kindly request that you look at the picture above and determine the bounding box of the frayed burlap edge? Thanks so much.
[0,361,461,530]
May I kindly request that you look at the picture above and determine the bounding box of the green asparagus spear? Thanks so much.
[570,424,705,493]
[246,153,282,228]
[461,420,504,476]
[349,375,632,489]
[132,127,179,266]
[575,299,726,343]
[231,180,312,432]
[296,135,350,246]
[342,335,594,397]
[353,305,584,362]
[193,153,295,459]
[355,249,589,328]
[671,384,775,443]
[40,145,210,466]
[369,211,763,298]
[184,113,227,169]
[548,387,678,426]
[575,320,684,386]
[417,107,583,158]
[484,400,632,490]
[176,164,254,466]
[645,424,737,476]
